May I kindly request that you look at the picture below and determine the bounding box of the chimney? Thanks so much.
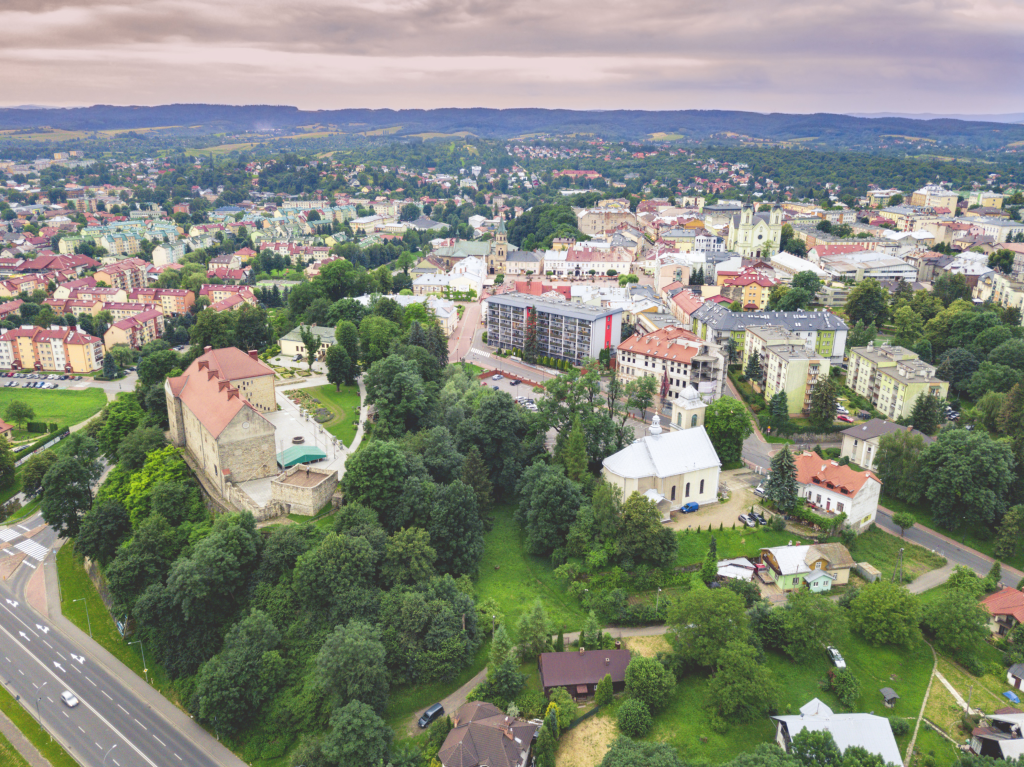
[605,657,610,666]
[248,350,258,360]
[579,646,585,655]
[204,345,212,353]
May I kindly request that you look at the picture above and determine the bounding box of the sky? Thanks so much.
[1,0,1022,113]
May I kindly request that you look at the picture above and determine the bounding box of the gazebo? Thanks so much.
[880,687,900,709]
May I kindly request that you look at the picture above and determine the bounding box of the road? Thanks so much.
[0,513,245,767]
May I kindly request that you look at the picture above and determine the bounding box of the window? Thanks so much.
[814,561,822,570]
[837,503,844,513]
[685,483,690,498]
[816,494,821,504]
[699,479,705,494]
[691,414,698,428]
[671,486,676,501]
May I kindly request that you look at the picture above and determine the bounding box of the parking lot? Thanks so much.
[478,371,544,411]
[0,372,90,390]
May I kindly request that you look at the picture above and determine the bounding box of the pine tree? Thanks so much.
[0,435,15,491]
[561,415,589,485]
[808,376,838,432]
[744,351,763,382]
[909,393,944,436]
[765,446,799,512]
[555,629,564,653]
[595,673,613,707]
[461,446,493,510]
[995,505,1024,560]
[490,624,516,673]
[769,391,790,433]
[408,321,428,350]
[102,353,118,379]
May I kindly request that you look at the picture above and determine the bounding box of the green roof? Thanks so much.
[276,445,328,468]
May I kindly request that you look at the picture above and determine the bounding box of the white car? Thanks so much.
[60,691,79,708]
[826,646,846,669]
[492,374,504,380]
[835,405,849,415]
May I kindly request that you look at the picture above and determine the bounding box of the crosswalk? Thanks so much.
[14,539,48,561]
[0,529,19,543]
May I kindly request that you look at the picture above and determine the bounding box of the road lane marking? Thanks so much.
[174,754,182,761]
[117,704,129,714]
[135,718,147,730]
[78,726,84,733]
[71,665,81,673]
[85,676,96,686]
[153,735,165,747]
[95,742,101,749]
[16,524,30,532]
[113,760,120,766]
[18,669,23,675]
[22,562,35,569]
[63,711,68,718]
[56,652,66,660]
[43,641,52,649]
[101,690,112,700]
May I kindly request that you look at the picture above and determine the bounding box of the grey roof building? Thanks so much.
[773,699,903,766]
[691,303,848,363]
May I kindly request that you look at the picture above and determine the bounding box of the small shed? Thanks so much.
[880,687,900,709]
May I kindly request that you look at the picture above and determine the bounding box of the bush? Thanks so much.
[890,719,911,737]
[514,689,546,719]
[27,422,48,433]
[769,515,787,532]
[829,668,861,707]
[616,698,652,738]
[482,331,488,343]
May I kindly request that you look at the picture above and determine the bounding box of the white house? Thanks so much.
[794,452,882,531]
[839,419,934,471]
[773,699,903,766]
[449,255,486,295]
[601,416,721,519]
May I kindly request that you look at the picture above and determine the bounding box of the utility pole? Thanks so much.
[72,597,91,637]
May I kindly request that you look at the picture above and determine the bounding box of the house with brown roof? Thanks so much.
[165,347,278,496]
[438,702,538,767]
[982,587,1024,637]
[538,648,631,701]
[794,452,882,531]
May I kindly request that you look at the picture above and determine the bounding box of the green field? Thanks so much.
[676,526,808,567]
[307,384,361,447]
[476,506,588,633]
[645,632,932,764]
[0,388,106,438]
[0,730,30,767]
[847,526,946,583]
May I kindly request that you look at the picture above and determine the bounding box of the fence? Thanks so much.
[14,427,71,468]
[562,704,602,733]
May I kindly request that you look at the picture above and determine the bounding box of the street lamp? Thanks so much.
[72,597,91,637]
[128,640,148,684]
[35,682,50,742]
[103,743,117,765]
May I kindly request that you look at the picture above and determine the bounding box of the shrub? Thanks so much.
[27,422,48,433]
[829,668,861,707]
[514,689,546,719]
[616,698,652,738]
[769,515,787,532]
[890,719,911,737]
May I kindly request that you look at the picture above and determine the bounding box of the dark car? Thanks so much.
[510,379,521,385]
[418,703,444,729]
[680,501,699,514]
[751,511,767,525]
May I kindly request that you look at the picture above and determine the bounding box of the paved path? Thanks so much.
[934,670,982,715]
[906,563,954,594]
[905,642,938,765]
[404,666,489,738]
[449,300,481,362]
[0,708,52,767]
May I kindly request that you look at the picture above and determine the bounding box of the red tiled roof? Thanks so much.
[618,326,704,363]
[794,452,880,498]
[982,587,1024,623]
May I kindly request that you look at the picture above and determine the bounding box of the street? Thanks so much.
[0,512,245,767]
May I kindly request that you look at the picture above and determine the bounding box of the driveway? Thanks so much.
[665,468,766,532]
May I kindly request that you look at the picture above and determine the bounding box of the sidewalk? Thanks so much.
[0,709,51,767]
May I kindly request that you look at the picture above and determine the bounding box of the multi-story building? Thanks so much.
[128,288,195,315]
[847,342,948,420]
[967,190,1003,209]
[576,208,637,237]
[103,309,164,350]
[720,272,779,310]
[485,293,622,366]
[691,302,848,364]
[199,284,258,310]
[95,257,150,292]
[152,241,186,267]
[744,327,829,414]
[910,185,958,212]
[0,325,104,372]
[617,326,725,417]
[724,205,783,258]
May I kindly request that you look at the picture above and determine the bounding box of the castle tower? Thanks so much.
[489,217,508,274]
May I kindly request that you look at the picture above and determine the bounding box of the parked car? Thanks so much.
[753,483,766,497]
[835,405,849,415]
[60,691,79,708]
[751,511,767,525]
[492,374,504,380]
[418,703,444,728]
[826,646,846,669]
[510,379,520,385]
[836,414,854,423]
[292,353,302,361]
[681,501,699,514]
[738,514,756,527]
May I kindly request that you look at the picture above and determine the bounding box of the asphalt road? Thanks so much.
[0,513,243,767]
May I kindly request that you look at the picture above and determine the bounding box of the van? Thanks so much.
[418,703,444,728]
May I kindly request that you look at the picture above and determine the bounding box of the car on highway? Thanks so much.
[836,414,854,423]
[826,646,846,669]
[738,514,756,527]
[418,702,444,728]
[60,691,79,708]
[680,501,699,514]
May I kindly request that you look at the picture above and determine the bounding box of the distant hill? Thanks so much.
[0,105,1022,148]
[850,111,1024,124]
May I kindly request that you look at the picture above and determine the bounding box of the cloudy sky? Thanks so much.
[1,0,1022,113]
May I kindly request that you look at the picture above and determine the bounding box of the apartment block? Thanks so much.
[104,309,164,350]
[485,293,622,366]
[847,342,948,420]
[128,288,195,315]
[0,325,104,372]
[744,326,829,414]
[95,257,150,292]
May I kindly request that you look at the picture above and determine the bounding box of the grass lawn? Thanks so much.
[0,679,78,767]
[645,632,932,764]
[476,506,588,633]
[5,498,39,525]
[0,469,23,507]
[306,384,361,447]
[879,495,1010,570]
[385,642,489,731]
[0,388,106,439]
[56,542,174,697]
[846,526,946,584]
[910,724,959,767]
[676,527,808,567]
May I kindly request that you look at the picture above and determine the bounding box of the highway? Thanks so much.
[0,512,244,767]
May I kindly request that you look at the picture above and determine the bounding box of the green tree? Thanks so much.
[358,314,402,367]
[363,355,431,438]
[892,306,924,347]
[324,344,356,390]
[705,397,754,465]
[936,348,980,394]
[560,414,589,484]
[382,526,437,587]
[891,512,916,537]
[995,505,1024,561]
[765,446,799,512]
[745,350,764,382]
[548,686,576,730]
[909,393,945,435]
[923,589,989,660]
[933,273,973,307]
[320,700,391,767]
[40,451,102,538]
[316,620,389,714]
[624,655,675,714]
[102,352,118,379]
[515,462,584,556]
[768,391,790,434]
[627,374,658,423]
[617,698,653,737]
[599,739,684,767]
[807,375,838,432]
[873,430,926,504]
[707,639,781,720]
[429,480,484,577]
[97,393,144,460]
[299,325,319,371]
[849,581,921,647]
[782,589,847,661]
[334,319,360,367]
[829,668,861,708]
[523,307,538,364]
[669,587,748,668]
[516,600,551,659]
[921,429,1015,531]
[846,320,877,351]
[74,500,131,567]
[945,564,983,597]
[595,673,613,707]
[845,280,890,327]
[618,491,678,568]
[20,450,57,497]
[460,445,493,511]
[4,400,34,430]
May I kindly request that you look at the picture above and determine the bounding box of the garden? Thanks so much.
[282,383,361,446]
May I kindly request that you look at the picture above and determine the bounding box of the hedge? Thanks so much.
[27,422,48,433]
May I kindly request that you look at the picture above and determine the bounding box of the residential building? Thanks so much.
[810,250,918,282]
[969,710,1024,760]
[617,325,725,407]
[847,342,948,420]
[0,299,23,320]
[773,699,902,766]
[691,302,848,364]
[601,416,721,518]
[152,241,185,267]
[103,309,164,350]
[485,293,622,365]
[95,257,150,292]
[744,327,828,415]
[724,205,783,258]
[910,185,958,212]
[576,207,637,237]
[840,419,934,470]
[967,190,1004,209]
[538,649,631,700]
[128,288,194,315]
[794,452,882,531]
[760,543,857,592]
[279,325,336,360]
[720,271,779,309]
[165,347,278,496]
[0,325,104,372]
[982,588,1024,637]
[199,284,258,308]
[437,702,539,767]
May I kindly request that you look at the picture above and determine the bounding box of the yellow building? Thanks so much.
[724,205,783,258]
[910,186,958,212]
[744,327,829,415]
[0,326,104,372]
[279,325,336,360]
[847,342,948,419]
